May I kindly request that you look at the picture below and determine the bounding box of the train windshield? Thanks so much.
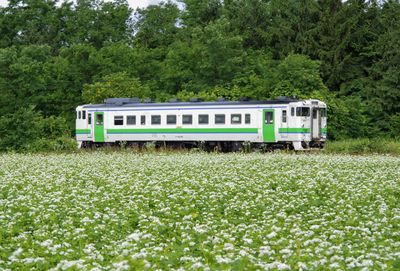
[296,107,310,117]
[321,108,327,118]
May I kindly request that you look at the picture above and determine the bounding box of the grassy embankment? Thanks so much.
[324,138,400,155]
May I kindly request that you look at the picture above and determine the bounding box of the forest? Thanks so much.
[0,0,399,151]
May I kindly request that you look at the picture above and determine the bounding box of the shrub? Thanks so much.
[325,138,400,155]
[0,107,75,152]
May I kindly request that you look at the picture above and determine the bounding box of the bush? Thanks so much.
[324,138,400,155]
[0,107,76,152]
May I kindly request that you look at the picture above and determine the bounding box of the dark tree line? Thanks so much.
[0,0,399,151]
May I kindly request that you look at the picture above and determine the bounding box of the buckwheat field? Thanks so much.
[1,152,400,270]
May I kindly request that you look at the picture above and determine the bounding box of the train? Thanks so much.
[76,97,327,151]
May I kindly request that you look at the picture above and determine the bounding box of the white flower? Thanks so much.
[223,243,234,251]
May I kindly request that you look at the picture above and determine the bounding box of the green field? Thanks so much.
[1,153,399,270]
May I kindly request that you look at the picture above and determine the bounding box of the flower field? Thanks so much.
[0,152,400,270]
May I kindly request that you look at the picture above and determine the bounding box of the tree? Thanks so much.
[179,0,222,27]
[363,1,400,135]
[82,72,152,103]
[133,2,180,48]
[272,54,327,99]
[67,0,132,48]
[0,107,72,151]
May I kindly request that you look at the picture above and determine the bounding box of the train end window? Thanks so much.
[82,110,86,120]
[114,116,123,126]
[245,114,251,124]
[78,111,81,119]
[282,110,287,123]
[127,115,136,125]
[151,115,161,125]
[231,114,241,124]
[182,115,192,124]
[141,115,146,125]
[199,114,209,124]
[321,108,327,117]
[88,113,92,125]
[291,107,294,116]
[296,107,310,117]
[167,115,177,125]
[215,114,225,124]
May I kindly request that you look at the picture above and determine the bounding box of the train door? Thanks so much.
[280,109,288,139]
[94,112,105,142]
[88,112,93,139]
[311,108,321,139]
[262,109,275,142]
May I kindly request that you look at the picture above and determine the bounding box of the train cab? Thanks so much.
[287,99,327,150]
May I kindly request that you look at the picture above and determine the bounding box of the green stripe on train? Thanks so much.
[278,128,310,133]
[107,128,258,134]
[321,127,327,133]
[76,129,91,134]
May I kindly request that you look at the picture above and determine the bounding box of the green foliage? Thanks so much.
[134,2,180,48]
[176,85,249,102]
[0,107,75,152]
[325,138,400,155]
[271,54,327,99]
[0,107,42,151]
[319,94,368,140]
[82,72,152,103]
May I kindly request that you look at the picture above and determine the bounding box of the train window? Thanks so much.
[198,114,209,124]
[231,114,241,124]
[282,110,287,123]
[114,116,123,126]
[303,107,310,117]
[141,115,146,125]
[88,113,92,125]
[296,107,310,117]
[182,115,192,124]
[321,108,327,117]
[167,115,177,125]
[96,114,103,125]
[151,115,161,125]
[78,111,81,119]
[245,114,251,124]
[215,114,225,124]
[82,110,86,120]
[127,115,136,125]
[265,111,273,124]
[291,107,294,116]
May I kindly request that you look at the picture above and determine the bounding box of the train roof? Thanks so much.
[81,97,299,109]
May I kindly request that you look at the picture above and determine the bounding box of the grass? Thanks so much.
[324,138,400,155]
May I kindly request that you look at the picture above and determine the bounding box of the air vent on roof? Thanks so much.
[189,98,202,102]
[130,97,141,103]
[143,98,153,103]
[217,97,226,102]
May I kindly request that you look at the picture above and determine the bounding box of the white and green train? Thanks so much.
[75,98,327,151]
